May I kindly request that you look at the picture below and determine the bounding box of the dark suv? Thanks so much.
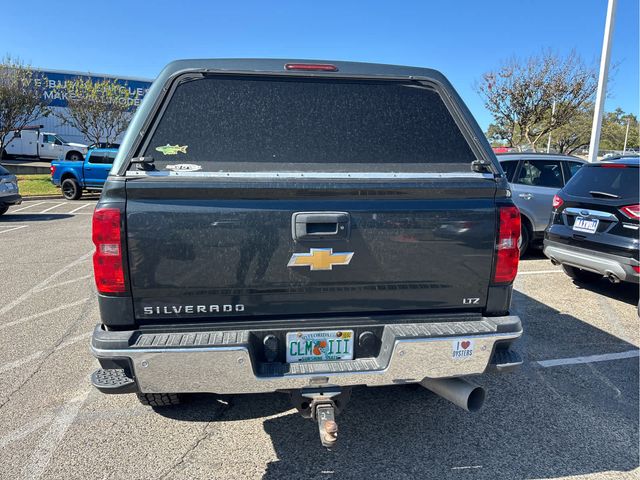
[544,157,639,285]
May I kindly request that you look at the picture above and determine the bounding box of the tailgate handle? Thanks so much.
[292,212,350,241]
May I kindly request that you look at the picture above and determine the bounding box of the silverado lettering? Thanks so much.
[142,305,245,315]
[89,59,524,448]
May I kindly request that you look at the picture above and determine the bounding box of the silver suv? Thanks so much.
[498,153,586,254]
[0,164,21,215]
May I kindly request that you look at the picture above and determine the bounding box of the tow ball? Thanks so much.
[290,386,352,448]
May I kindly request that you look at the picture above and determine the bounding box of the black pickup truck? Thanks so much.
[90,59,523,447]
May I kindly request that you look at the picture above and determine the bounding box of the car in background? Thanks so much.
[0,164,22,215]
[497,153,586,254]
[50,148,117,200]
[544,157,639,286]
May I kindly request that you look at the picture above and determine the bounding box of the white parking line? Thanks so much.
[0,351,44,374]
[68,203,93,214]
[38,203,65,213]
[34,274,93,293]
[55,332,91,350]
[0,332,91,374]
[0,298,92,330]
[10,202,45,213]
[0,225,28,234]
[21,390,89,480]
[0,414,54,450]
[518,269,563,275]
[537,350,640,368]
[0,250,92,316]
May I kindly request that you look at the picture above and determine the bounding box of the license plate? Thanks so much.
[573,217,599,234]
[286,330,354,363]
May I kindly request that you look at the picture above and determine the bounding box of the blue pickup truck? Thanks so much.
[51,148,117,200]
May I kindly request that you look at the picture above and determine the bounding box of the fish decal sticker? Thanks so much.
[155,144,188,155]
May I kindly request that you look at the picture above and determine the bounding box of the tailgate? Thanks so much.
[125,177,497,321]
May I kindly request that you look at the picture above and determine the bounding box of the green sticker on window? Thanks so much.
[155,144,188,155]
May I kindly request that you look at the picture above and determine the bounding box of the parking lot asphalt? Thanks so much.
[0,199,638,480]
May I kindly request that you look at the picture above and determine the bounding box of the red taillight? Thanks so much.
[552,194,564,209]
[284,63,338,72]
[601,164,627,168]
[632,266,640,274]
[50,165,56,176]
[92,207,125,293]
[493,206,521,284]
[620,204,640,220]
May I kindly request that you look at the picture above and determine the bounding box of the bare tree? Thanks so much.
[549,106,592,155]
[54,77,138,146]
[0,56,50,156]
[477,50,599,150]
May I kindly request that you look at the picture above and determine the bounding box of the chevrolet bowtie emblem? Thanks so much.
[288,248,354,271]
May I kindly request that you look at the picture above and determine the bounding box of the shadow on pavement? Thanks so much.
[569,277,639,308]
[154,291,639,479]
[1,213,74,222]
[520,247,547,261]
[520,246,638,307]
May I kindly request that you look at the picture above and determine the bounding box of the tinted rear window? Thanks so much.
[141,76,476,173]
[564,165,639,199]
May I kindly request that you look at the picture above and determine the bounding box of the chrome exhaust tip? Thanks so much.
[420,377,486,412]
[606,272,621,284]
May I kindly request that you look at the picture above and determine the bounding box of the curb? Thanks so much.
[20,195,65,201]
[20,194,101,201]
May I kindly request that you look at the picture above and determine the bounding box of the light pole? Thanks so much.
[622,117,630,153]
[588,0,618,162]
[546,99,556,153]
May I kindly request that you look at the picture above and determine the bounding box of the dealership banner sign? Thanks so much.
[34,71,152,108]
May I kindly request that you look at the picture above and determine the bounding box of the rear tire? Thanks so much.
[136,393,182,407]
[66,151,83,161]
[562,265,602,283]
[0,205,9,215]
[61,178,82,200]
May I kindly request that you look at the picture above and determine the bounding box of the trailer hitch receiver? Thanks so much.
[290,386,351,448]
[315,403,338,447]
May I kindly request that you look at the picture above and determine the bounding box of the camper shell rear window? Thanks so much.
[139,75,477,173]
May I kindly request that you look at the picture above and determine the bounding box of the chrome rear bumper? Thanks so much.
[91,316,522,395]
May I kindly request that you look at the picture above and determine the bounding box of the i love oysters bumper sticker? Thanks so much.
[452,339,474,359]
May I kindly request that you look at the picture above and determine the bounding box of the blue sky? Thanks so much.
[3,0,638,130]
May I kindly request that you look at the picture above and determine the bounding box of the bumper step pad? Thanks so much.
[91,368,137,394]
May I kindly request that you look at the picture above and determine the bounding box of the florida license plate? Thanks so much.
[573,216,599,234]
[286,330,354,363]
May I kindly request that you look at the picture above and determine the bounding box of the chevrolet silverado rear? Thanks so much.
[90,59,523,447]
